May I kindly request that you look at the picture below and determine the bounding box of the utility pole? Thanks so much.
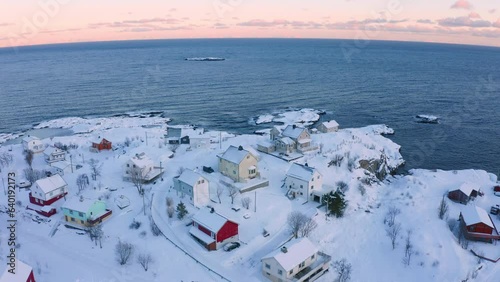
[70,155,74,173]
[145,132,148,146]
[254,191,257,212]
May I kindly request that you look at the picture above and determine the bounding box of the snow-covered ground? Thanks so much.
[1,111,499,282]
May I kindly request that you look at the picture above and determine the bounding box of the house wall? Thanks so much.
[193,179,209,207]
[24,140,44,153]
[45,151,65,163]
[285,176,309,198]
[32,183,66,201]
[448,190,468,204]
[238,154,258,182]
[297,130,311,141]
[467,222,494,235]
[262,258,287,282]
[174,179,195,205]
[88,201,107,220]
[125,160,154,179]
[219,159,240,182]
[217,221,238,243]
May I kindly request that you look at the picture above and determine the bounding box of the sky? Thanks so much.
[0,0,499,48]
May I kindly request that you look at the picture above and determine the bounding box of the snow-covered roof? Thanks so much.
[457,182,480,196]
[62,197,101,213]
[286,163,319,182]
[297,138,312,144]
[262,237,318,271]
[44,146,63,155]
[0,260,33,282]
[321,120,339,128]
[166,127,182,138]
[178,169,205,186]
[279,137,295,145]
[50,161,73,170]
[192,209,236,232]
[218,145,252,164]
[22,136,40,143]
[189,226,215,244]
[35,174,67,194]
[129,153,154,168]
[461,205,494,228]
[282,125,307,140]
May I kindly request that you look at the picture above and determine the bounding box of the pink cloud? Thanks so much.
[438,17,492,28]
[451,0,473,10]
[489,9,497,14]
[494,19,500,28]
[468,12,481,19]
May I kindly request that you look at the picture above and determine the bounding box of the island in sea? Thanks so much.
[0,108,498,282]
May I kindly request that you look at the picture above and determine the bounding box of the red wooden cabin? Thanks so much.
[189,208,239,251]
[92,138,112,151]
[460,205,500,242]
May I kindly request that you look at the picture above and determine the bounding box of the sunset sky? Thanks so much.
[0,0,499,48]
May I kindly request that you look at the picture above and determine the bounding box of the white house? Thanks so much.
[29,174,68,206]
[174,169,210,207]
[124,152,163,182]
[22,136,44,154]
[261,237,330,282]
[50,160,77,175]
[259,125,318,155]
[44,146,66,163]
[218,145,259,182]
[0,259,36,282]
[284,163,323,201]
[317,120,339,133]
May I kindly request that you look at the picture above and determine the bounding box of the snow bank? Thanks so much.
[254,108,322,127]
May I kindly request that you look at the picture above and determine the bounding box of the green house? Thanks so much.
[61,197,112,227]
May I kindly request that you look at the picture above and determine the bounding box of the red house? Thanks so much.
[460,205,500,242]
[189,208,239,251]
[92,138,112,151]
[448,182,479,204]
[0,259,36,282]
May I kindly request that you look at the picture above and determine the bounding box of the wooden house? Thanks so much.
[218,145,258,182]
[261,238,330,282]
[459,205,500,242]
[91,138,112,151]
[43,146,66,163]
[284,163,323,201]
[22,136,44,154]
[448,183,479,204]
[61,197,112,227]
[174,169,210,207]
[189,208,239,251]
[0,259,36,282]
[29,174,68,206]
[317,120,339,133]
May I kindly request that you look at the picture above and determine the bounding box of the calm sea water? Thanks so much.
[0,39,499,173]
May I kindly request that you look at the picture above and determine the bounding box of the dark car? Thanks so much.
[223,242,240,252]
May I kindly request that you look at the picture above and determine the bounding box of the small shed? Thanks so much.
[459,205,500,242]
[317,120,339,133]
[92,138,112,151]
[447,182,479,204]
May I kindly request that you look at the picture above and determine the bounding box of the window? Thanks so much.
[201,179,205,183]
[265,263,271,269]
[233,170,236,175]
[278,270,283,275]
[311,254,315,259]
[249,169,256,174]
[299,261,305,268]
[300,185,303,189]
[70,210,74,215]
[71,217,75,222]
[127,164,130,167]
[317,176,320,179]
[311,185,314,190]
[79,212,84,217]
[80,220,84,224]
[289,270,293,275]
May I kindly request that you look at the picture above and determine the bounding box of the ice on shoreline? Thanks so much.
[254,108,322,126]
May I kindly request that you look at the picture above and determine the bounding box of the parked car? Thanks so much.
[17,181,32,189]
[223,242,240,252]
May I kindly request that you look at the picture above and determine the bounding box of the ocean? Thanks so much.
[0,38,499,173]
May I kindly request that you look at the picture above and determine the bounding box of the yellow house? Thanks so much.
[218,145,258,182]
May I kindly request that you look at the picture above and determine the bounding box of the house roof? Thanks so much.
[22,136,40,143]
[50,161,74,170]
[129,153,154,168]
[35,174,67,194]
[262,237,318,272]
[218,145,252,164]
[92,138,111,144]
[279,137,295,145]
[321,120,339,128]
[456,182,480,196]
[44,146,63,155]
[461,205,494,229]
[0,260,33,282]
[62,197,102,213]
[166,127,182,138]
[178,169,205,186]
[192,209,237,233]
[286,163,319,182]
[189,226,216,244]
[282,125,307,140]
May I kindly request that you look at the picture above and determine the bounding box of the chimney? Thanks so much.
[238,145,243,151]
[79,195,84,202]
[293,125,296,129]
[281,246,288,253]
[210,207,215,213]
[304,163,308,167]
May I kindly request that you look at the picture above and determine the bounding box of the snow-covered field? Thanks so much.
[1,110,499,282]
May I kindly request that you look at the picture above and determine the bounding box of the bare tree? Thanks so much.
[115,240,134,265]
[24,150,33,168]
[457,220,469,249]
[129,166,146,195]
[168,144,179,153]
[216,186,224,204]
[299,217,318,238]
[438,195,449,220]
[137,253,153,272]
[333,259,352,282]
[241,197,252,209]
[87,224,104,248]
[386,222,402,250]
[124,137,131,147]
[76,174,89,195]
[287,211,317,238]
[384,206,401,227]
[403,229,414,266]
[176,166,185,176]
[166,197,174,207]
[23,168,44,183]
[88,158,102,181]
[0,152,13,171]
[167,206,175,218]
[227,186,238,205]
